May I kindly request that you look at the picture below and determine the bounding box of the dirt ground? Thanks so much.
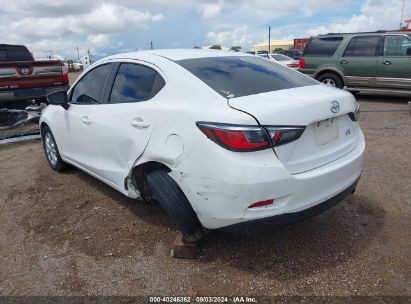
[0,94,410,298]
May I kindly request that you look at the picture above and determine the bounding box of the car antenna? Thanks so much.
[221,90,235,100]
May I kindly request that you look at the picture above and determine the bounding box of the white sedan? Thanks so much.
[40,49,364,241]
[258,52,300,69]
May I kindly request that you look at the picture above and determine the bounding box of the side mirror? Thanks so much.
[406,47,411,56]
[47,90,69,109]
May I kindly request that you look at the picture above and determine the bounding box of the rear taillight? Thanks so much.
[197,122,306,151]
[287,63,299,68]
[264,126,305,146]
[62,66,69,84]
[299,57,305,69]
[197,122,270,152]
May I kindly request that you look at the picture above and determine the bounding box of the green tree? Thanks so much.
[209,45,222,50]
[230,46,241,52]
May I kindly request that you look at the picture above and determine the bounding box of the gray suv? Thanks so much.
[298,31,411,95]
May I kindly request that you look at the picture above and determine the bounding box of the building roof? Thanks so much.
[253,40,294,47]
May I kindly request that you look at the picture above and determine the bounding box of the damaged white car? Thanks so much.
[40,49,365,241]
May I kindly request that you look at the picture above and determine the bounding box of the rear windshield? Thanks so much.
[176,56,317,98]
[271,54,289,61]
[0,46,33,62]
[303,37,343,56]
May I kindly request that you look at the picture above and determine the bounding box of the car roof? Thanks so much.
[103,49,252,62]
[317,30,411,38]
[0,44,27,48]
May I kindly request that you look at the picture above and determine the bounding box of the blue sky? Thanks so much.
[0,0,409,59]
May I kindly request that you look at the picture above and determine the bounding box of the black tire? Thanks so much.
[316,73,344,89]
[41,126,66,172]
[146,170,204,242]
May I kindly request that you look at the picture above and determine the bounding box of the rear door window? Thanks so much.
[383,35,411,56]
[177,56,317,98]
[303,37,343,56]
[70,64,111,104]
[343,36,382,57]
[109,63,165,103]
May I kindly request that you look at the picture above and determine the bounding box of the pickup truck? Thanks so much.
[0,44,69,107]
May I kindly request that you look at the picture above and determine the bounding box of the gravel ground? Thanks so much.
[0,94,410,298]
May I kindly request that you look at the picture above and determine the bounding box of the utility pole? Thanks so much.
[400,0,405,29]
[268,26,271,54]
[76,46,80,61]
[150,41,153,50]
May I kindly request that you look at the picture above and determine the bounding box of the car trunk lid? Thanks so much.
[228,85,360,174]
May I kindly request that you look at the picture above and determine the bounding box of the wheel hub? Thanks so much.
[44,133,58,166]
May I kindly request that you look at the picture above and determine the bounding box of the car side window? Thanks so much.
[0,50,7,61]
[70,64,111,104]
[343,36,381,57]
[384,36,411,56]
[109,63,165,103]
[303,37,343,56]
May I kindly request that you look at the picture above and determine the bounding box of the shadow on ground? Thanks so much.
[198,194,384,281]
[11,127,385,283]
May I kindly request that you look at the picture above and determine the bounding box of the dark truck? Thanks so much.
[0,44,69,107]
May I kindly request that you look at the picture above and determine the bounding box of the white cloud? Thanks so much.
[81,3,163,33]
[307,0,411,36]
[206,26,265,49]
[0,1,164,59]
[87,34,110,47]
[1,0,410,59]
[201,3,222,19]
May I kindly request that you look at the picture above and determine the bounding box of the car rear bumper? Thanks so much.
[0,85,69,102]
[218,176,359,235]
[172,129,365,230]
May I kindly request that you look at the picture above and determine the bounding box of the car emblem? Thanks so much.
[21,68,30,75]
[330,101,340,113]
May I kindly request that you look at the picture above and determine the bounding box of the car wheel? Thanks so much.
[317,73,344,89]
[42,126,66,172]
[145,170,204,242]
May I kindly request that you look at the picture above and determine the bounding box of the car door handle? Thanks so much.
[131,118,149,129]
[339,60,348,64]
[81,116,92,125]
[382,60,392,65]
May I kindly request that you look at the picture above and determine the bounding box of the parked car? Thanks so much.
[268,53,300,69]
[40,49,364,240]
[256,50,268,56]
[0,44,69,107]
[257,53,299,69]
[298,31,411,95]
[282,48,303,60]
